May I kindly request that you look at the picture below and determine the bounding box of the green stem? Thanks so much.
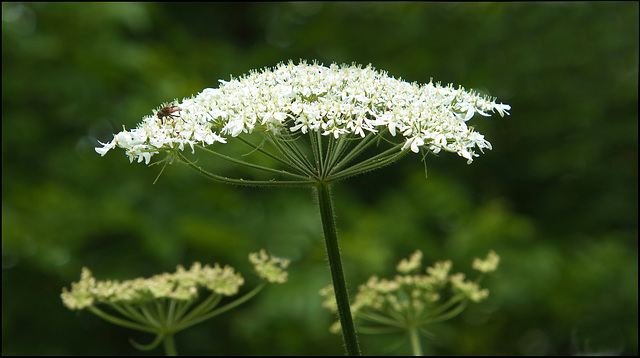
[358,310,406,328]
[177,152,314,188]
[329,131,380,174]
[315,182,361,356]
[87,306,157,334]
[176,283,266,331]
[409,325,423,356]
[426,299,467,324]
[330,144,408,182]
[197,144,311,180]
[266,132,316,176]
[163,333,177,356]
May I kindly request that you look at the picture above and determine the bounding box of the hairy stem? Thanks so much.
[315,181,361,356]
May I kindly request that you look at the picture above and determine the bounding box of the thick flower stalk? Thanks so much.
[320,250,500,356]
[61,251,289,356]
[94,60,509,356]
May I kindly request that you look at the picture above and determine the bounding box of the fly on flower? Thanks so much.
[156,105,182,124]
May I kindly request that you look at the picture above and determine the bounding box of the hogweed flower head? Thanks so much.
[472,249,500,273]
[249,249,290,283]
[96,60,509,185]
[320,250,500,355]
[396,249,423,274]
[61,250,288,355]
[61,262,244,310]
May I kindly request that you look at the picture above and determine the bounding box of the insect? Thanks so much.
[156,105,182,124]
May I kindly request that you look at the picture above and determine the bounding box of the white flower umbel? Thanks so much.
[96,60,509,180]
[94,60,509,356]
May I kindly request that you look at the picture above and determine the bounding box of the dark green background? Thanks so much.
[2,2,637,356]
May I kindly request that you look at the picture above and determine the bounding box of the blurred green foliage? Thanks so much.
[2,2,637,356]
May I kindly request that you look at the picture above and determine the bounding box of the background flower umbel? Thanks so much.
[61,251,289,355]
[60,262,244,310]
[320,250,500,355]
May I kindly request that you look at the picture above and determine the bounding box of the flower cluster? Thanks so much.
[249,249,290,284]
[320,250,499,335]
[61,262,244,310]
[61,250,290,311]
[61,251,290,355]
[96,60,510,165]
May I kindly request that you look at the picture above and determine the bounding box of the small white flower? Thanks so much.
[402,136,425,153]
[95,139,116,156]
